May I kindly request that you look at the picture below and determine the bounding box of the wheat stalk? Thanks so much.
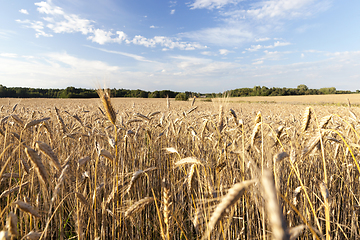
[261,170,289,240]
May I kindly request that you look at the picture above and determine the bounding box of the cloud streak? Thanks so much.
[189,0,241,10]
[182,0,331,46]
[84,45,154,62]
[245,41,291,52]
[1,50,359,91]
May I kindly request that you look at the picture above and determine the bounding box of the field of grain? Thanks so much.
[0,94,359,239]
[217,93,360,105]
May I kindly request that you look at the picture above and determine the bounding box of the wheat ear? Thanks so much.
[13,200,40,218]
[302,107,311,132]
[23,231,42,239]
[217,105,224,133]
[24,146,49,185]
[162,178,171,240]
[97,88,116,125]
[24,117,50,129]
[125,170,145,195]
[35,141,61,171]
[125,197,154,219]
[254,111,262,125]
[54,107,67,134]
[205,180,256,237]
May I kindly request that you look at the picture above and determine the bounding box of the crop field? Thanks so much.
[0,93,359,239]
[215,93,360,105]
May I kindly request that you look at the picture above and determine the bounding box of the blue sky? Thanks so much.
[1,0,359,93]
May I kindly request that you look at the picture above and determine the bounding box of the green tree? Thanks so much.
[175,93,188,101]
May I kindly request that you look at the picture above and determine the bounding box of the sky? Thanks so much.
[1,0,360,93]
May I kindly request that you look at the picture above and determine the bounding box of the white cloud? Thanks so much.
[219,49,233,55]
[17,2,93,37]
[46,14,94,35]
[170,55,213,70]
[246,44,263,52]
[0,53,18,58]
[274,41,290,47]
[150,25,159,29]
[0,52,122,88]
[16,19,53,38]
[179,26,253,46]
[127,35,206,50]
[169,1,177,7]
[295,23,319,33]
[47,52,119,71]
[189,0,241,10]
[245,0,331,20]
[201,51,217,56]
[183,0,330,47]
[35,1,64,15]
[87,29,127,45]
[15,1,202,51]
[87,29,114,45]
[19,9,29,15]
[252,60,263,65]
[255,37,270,42]
[245,41,290,52]
[170,9,175,14]
[1,50,360,92]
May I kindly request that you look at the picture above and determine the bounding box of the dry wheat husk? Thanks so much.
[23,231,42,240]
[78,156,91,167]
[35,141,61,171]
[0,230,9,240]
[24,146,49,185]
[6,211,18,237]
[125,197,154,219]
[13,200,40,218]
[174,157,204,167]
[0,182,29,198]
[24,117,50,129]
[54,107,67,134]
[302,107,311,132]
[125,170,145,195]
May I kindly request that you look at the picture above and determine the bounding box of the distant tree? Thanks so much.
[320,87,336,94]
[175,92,188,101]
[297,84,308,95]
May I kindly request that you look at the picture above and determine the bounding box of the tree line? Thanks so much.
[227,85,355,97]
[0,84,357,99]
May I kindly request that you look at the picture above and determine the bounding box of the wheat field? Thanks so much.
[0,94,359,239]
